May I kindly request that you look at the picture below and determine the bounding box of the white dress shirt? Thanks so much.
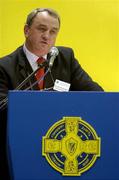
[23,44,47,71]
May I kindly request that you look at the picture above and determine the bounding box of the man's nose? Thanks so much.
[42,31,50,40]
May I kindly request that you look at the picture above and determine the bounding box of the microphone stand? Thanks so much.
[25,68,50,90]
[15,61,48,90]
[0,61,48,110]
[0,49,58,110]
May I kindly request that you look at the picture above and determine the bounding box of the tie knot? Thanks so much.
[37,57,45,64]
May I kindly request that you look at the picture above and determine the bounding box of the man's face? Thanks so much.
[24,11,60,56]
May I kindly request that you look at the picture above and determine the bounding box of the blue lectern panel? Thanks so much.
[7,92,119,180]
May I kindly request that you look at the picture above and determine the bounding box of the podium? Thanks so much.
[7,91,119,179]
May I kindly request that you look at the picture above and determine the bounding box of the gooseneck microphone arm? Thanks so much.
[0,47,59,110]
[25,68,50,90]
[15,61,48,90]
[15,45,59,91]
[26,47,59,90]
[0,61,48,110]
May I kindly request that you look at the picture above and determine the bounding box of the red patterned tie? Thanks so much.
[35,57,45,90]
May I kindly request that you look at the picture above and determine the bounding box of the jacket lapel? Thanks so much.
[17,47,39,90]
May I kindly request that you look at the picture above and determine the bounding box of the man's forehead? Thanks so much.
[33,12,60,28]
[35,11,59,22]
[37,23,59,29]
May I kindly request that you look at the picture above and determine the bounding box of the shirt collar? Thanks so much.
[23,44,47,71]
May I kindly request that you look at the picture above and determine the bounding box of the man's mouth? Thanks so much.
[41,41,48,45]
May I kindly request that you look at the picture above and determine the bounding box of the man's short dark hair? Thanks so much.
[26,8,60,27]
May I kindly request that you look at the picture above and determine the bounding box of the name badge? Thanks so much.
[53,79,71,92]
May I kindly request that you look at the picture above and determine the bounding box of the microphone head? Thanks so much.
[50,47,59,57]
[49,47,59,68]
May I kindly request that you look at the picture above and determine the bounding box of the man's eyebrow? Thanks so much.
[37,24,47,27]
[52,27,59,31]
[38,24,59,30]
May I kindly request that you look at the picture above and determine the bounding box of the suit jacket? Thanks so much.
[0,46,103,101]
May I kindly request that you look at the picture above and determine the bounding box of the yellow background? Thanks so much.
[0,0,119,91]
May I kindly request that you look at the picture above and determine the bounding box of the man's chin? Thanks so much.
[36,49,49,57]
[39,47,52,55]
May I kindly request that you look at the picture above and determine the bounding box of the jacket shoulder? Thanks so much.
[56,46,75,60]
[0,46,24,66]
[56,46,73,54]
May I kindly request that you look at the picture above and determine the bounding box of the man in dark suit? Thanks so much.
[0,8,103,179]
[0,8,103,100]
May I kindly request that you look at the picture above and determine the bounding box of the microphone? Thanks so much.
[49,47,59,68]
[15,61,48,90]
[0,61,49,110]
[0,61,48,110]
[0,48,59,110]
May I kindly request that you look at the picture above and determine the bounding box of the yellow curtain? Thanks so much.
[0,0,119,91]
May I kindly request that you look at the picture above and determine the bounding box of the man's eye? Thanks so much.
[37,27,46,32]
[50,30,57,35]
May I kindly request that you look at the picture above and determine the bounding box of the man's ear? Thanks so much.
[24,24,30,38]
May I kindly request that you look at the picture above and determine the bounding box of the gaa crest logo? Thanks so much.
[42,117,101,176]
